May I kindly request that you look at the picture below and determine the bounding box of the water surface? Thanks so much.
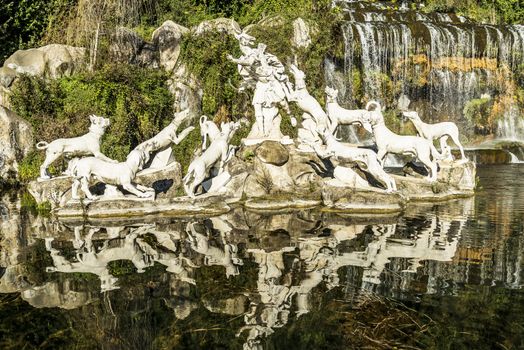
[0,165,523,349]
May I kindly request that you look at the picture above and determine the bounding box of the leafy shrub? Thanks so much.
[463,97,493,134]
[10,63,174,180]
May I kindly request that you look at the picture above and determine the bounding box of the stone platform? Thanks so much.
[27,143,476,219]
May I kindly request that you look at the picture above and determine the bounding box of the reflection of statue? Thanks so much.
[70,146,155,200]
[402,111,466,161]
[186,222,243,277]
[363,101,442,181]
[183,121,239,197]
[228,33,293,144]
[36,115,115,180]
[238,247,296,350]
[312,130,397,192]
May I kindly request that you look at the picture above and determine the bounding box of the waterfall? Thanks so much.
[328,0,524,134]
[497,106,524,141]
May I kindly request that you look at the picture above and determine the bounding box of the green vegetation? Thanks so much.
[463,97,493,134]
[10,64,174,180]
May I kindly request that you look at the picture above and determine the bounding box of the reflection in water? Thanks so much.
[0,165,523,348]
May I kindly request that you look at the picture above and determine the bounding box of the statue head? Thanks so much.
[325,87,339,102]
[88,115,111,132]
[234,32,256,46]
[402,111,421,122]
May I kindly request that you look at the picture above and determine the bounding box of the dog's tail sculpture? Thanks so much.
[36,141,49,150]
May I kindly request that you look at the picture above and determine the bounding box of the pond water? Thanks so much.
[0,164,523,349]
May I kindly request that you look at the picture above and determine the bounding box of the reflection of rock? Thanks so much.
[203,294,249,315]
[0,107,33,181]
[21,281,97,309]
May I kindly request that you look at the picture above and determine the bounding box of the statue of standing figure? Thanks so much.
[228,32,293,145]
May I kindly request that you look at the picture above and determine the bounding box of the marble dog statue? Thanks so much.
[70,145,154,200]
[312,130,397,192]
[183,121,240,197]
[364,102,442,181]
[325,86,372,134]
[199,115,221,151]
[288,64,331,131]
[36,115,114,180]
[402,111,466,161]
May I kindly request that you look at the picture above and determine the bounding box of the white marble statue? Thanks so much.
[311,130,397,192]
[228,33,293,144]
[36,115,115,180]
[402,110,466,161]
[70,145,155,200]
[325,87,372,134]
[186,222,243,277]
[199,115,221,150]
[135,109,195,170]
[363,102,441,181]
[288,64,332,144]
[183,121,240,197]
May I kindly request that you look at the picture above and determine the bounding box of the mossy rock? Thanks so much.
[255,141,290,166]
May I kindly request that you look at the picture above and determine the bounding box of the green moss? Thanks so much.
[172,125,201,173]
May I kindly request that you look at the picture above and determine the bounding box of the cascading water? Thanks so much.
[328,0,524,142]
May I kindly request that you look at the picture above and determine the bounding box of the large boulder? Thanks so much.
[194,18,241,36]
[4,44,85,80]
[292,18,312,49]
[152,20,189,72]
[110,27,158,68]
[255,141,289,166]
[0,66,17,88]
[0,107,33,182]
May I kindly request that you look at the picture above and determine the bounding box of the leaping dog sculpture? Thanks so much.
[312,130,397,192]
[70,145,154,200]
[183,121,240,197]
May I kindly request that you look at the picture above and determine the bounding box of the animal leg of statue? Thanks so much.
[80,177,98,200]
[122,183,152,198]
[71,179,81,199]
[39,152,61,179]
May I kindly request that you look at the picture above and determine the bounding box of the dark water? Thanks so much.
[0,165,523,349]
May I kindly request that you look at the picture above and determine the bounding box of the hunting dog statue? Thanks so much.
[36,115,114,180]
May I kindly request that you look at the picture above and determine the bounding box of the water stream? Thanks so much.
[0,164,523,349]
[325,0,524,141]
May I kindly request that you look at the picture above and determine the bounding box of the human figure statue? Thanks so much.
[228,33,293,145]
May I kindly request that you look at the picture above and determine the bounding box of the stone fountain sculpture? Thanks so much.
[311,129,397,192]
[183,120,239,197]
[402,110,467,161]
[135,109,195,171]
[228,33,294,145]
[363,101,442,181]
[69,145,156,200]
[36,115,115,180]
[287,64,332,149]
[325,87,373,134]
